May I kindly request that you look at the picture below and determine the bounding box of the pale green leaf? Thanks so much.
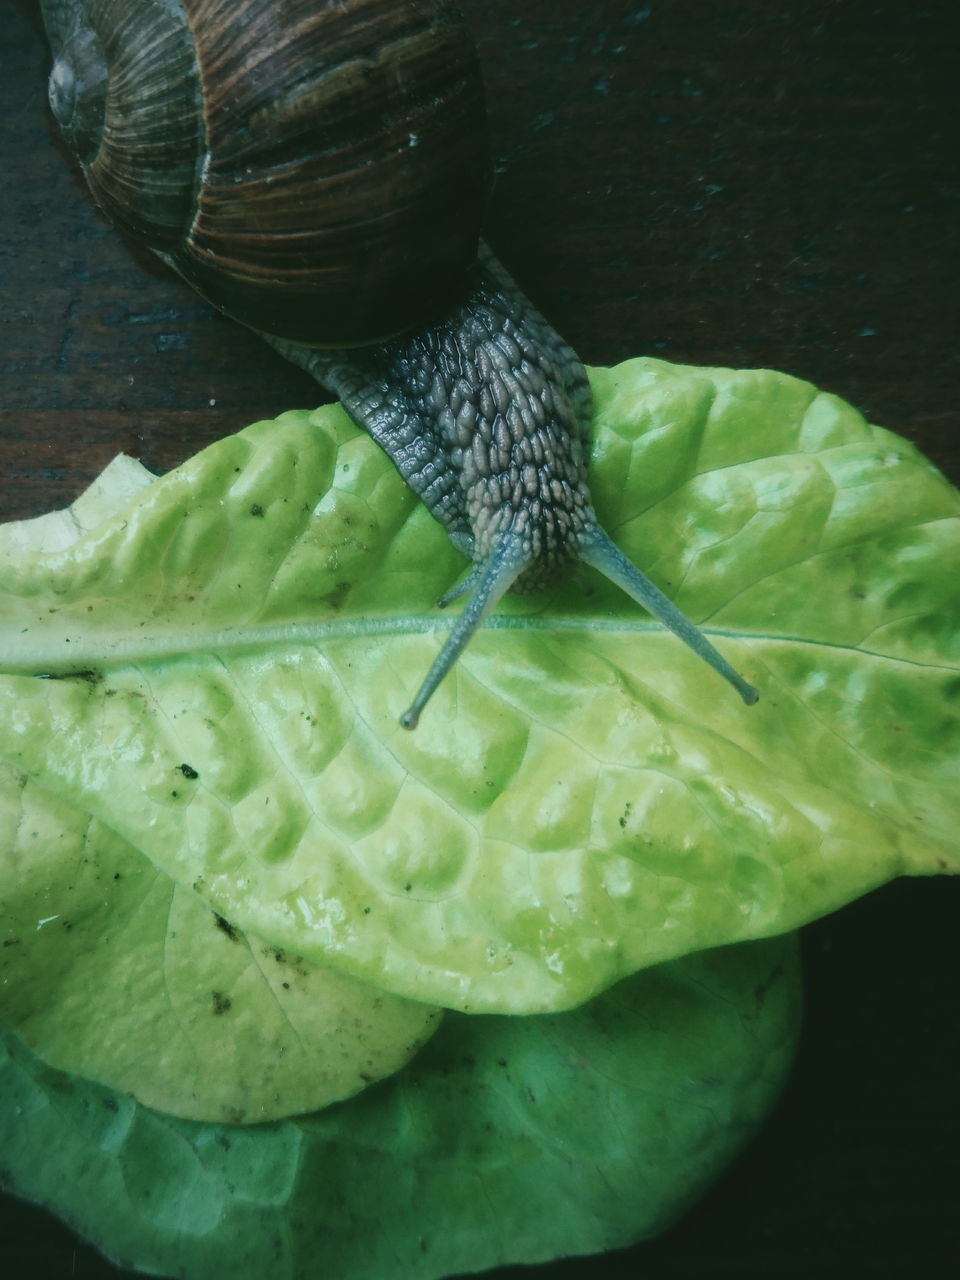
[0,762,440,1122]
[0,360,957,1013]
[0,934,800,1279]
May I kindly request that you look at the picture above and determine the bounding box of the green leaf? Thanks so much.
[0,360,957,1013]
[0,762,440,1122]
[0,934,800,1280]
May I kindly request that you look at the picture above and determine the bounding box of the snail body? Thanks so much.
[40,0,758,726]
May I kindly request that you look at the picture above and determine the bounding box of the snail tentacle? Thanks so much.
[578,524,759,705]
[399,534,526,730]
[436,570,480,609]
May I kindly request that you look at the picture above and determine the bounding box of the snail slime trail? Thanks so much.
[40,0,759,727]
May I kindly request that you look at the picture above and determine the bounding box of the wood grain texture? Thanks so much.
[1,1,958,1277]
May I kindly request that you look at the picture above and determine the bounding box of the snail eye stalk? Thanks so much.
[577,524,759,706]
[400,536,525,729]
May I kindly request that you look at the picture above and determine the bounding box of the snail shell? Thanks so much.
[41,0,758,725]
[45,0,488,346]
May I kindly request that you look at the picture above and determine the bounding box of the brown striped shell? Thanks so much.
[43,0,489,345]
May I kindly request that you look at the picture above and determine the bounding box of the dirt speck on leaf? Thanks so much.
[214,914,240,943]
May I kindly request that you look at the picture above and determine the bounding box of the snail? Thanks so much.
[39,0,759,727]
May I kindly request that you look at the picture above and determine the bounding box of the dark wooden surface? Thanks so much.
[1,0,958,1277]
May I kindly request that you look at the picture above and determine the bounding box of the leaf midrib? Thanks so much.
[0,612,953,676]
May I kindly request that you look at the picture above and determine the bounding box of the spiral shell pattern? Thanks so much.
[43,0,488,345]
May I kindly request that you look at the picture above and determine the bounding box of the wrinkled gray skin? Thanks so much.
[272,253,594,586]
